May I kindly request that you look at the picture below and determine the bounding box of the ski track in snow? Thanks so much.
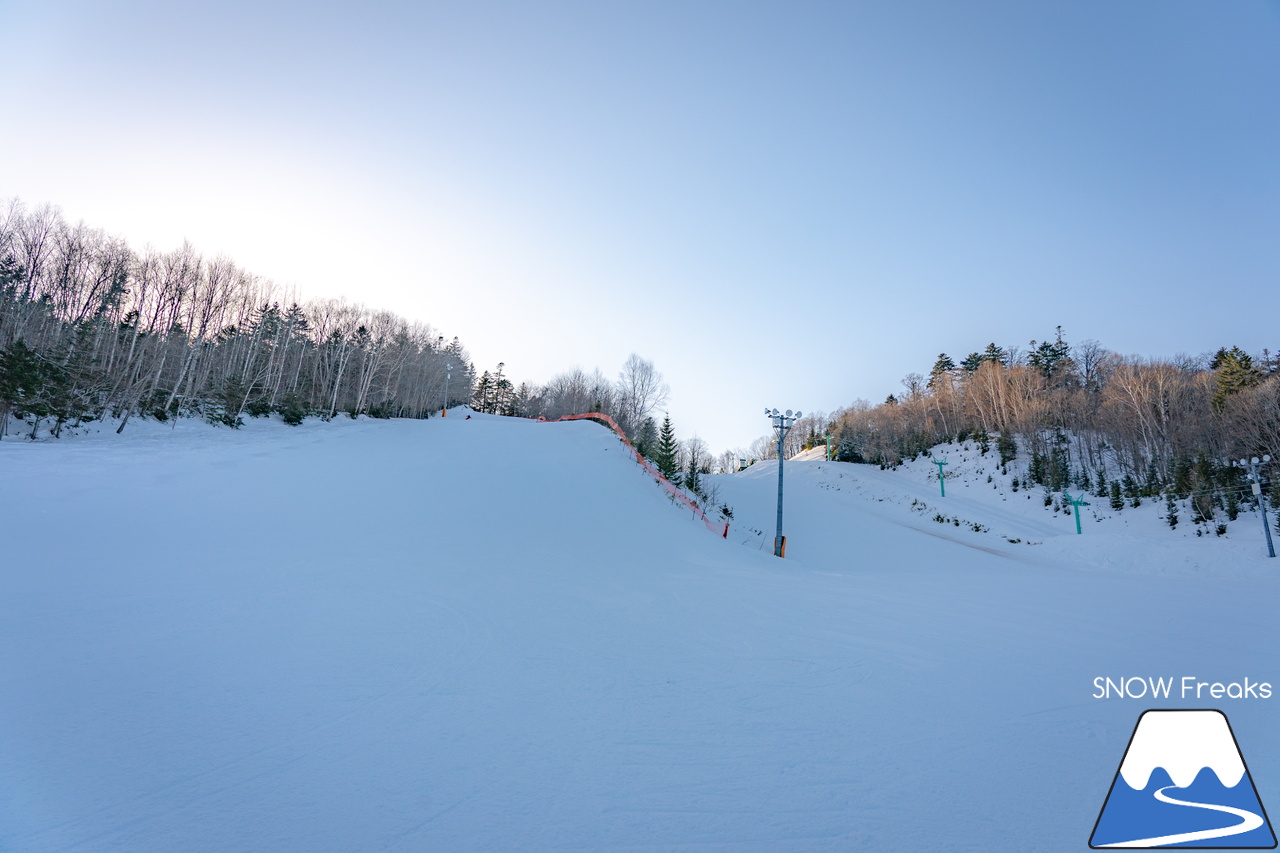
[2,414,1278,851]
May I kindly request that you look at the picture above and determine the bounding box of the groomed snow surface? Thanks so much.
[3,413,1277,851]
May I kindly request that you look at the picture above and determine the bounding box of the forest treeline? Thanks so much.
[0,197,717,511]
[747,328,1280,520]
[0,200,473,437]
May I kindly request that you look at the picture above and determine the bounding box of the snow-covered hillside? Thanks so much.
[3,414,1277,851]
[722,439,1279,577]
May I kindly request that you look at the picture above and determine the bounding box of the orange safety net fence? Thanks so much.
[539,412,730,539]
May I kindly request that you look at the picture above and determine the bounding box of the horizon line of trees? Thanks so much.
[0,199,475,438]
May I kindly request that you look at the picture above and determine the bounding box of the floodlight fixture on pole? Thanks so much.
[443,363,452,417]
[766,407,802,557]
[1065,492,1091,535]
[933,457,949,497]
[1233,455,1275,558]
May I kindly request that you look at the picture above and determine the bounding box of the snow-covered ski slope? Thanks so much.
[3,413,1277,852]
[722,439,1279,577]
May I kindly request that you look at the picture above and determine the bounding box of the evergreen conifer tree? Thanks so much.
[1109,480,1125,512]
[1121,474,1138,499]
[1050,446,1070,490]
[1144,462,1162,497]
[490,363,513,415]
[996,431,1016,465]
[472,370,492,412]
[1029,452,1046,485]
[1210,346,1259,411]
[654,415,680,483]
[928,354,956,388]
[1027,327,1072,381]
[1173,457,1193,498]
[279,393,307,425]
[685,457,702,501]
[0,340,65,438]
[508,382,535,418]
[967,427,987,455]
[633,417,658,459]
[981,342,1008,365]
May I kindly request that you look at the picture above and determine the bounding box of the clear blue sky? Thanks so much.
[2,1,1278,452]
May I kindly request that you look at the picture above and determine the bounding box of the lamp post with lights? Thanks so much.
[442,363,452,417]
[1233,455,1274,558]
[766,408,802,557]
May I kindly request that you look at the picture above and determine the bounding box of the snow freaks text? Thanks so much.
[1093,676,1272,700]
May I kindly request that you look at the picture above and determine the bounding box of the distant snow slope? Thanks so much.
[744,439,1277,578]
[788,446,828,462]
[3,415,1277,851]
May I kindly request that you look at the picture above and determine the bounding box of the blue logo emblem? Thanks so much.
[1091,710,1276,848]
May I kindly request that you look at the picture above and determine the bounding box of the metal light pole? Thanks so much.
[442,363,452,417]
[1233,455,1275,558]
[823,431,833,461]
[766,407,802,557]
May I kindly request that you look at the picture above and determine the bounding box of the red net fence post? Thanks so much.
[545,413,730,539]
